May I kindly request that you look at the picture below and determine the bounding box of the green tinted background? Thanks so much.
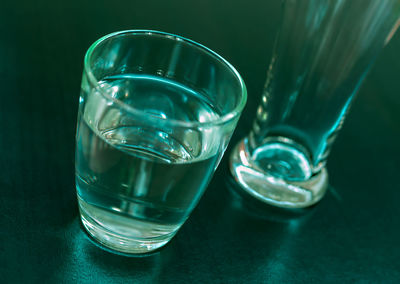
[0,0,399,282]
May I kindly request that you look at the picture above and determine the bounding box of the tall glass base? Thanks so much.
[229,137,328,209]
[228,0,400,209]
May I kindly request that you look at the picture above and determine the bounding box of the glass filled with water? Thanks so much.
[230,0,400,208]
[75,30,247,254]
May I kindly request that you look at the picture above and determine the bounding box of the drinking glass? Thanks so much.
[230,0,400,208]
[75,30,247,254]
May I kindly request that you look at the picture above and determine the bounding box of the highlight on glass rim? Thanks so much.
[75,30,247,254]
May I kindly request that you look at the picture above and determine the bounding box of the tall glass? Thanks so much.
[230,0,400,208]
[75,30,247,254]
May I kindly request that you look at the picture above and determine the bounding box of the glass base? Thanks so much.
[78,200,174,255]
[229,138,328,209]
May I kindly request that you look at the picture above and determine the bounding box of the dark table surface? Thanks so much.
[1,0,400,283]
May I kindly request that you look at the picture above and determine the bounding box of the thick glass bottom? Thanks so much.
[229,138,328,209]
[78,198,176,255]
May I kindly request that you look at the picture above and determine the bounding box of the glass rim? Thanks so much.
[83,30,247,128]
